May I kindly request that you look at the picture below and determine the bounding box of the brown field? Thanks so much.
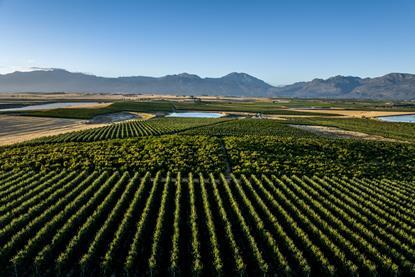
[292,109,415,118]
[62,102,112,109]
[0,92,271,102]
[290,124,403,142]
[0,115,106,146]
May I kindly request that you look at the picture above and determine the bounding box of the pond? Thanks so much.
[377,114,415,123]
[89,112,139,124]
[166,112,224,118]
[0,102,100,112]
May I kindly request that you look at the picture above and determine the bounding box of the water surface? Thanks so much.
[0,102,100,112]
[377,114,415,123]
[166,112,224,118]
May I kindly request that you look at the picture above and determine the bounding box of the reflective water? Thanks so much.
[377,114,415,123]
[0,102,100,112]
[166,112,224,118]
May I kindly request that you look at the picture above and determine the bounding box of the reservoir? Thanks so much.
[0,102,100,112]
[166,112,224,118]
[377,114,415,123]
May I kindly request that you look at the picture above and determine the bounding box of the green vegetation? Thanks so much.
[29,118,229,144]
[286,117,415,142]
[0,170,414,276]
[224,136,414,179]
[8,98,415,120]
[272,98,415,111]
[0,117,408,180]
[15,100,340,119]
[14,101,175,119]
[1,130,413,179]
[183,118,314,136]
[1,99,414,276]
[17,107,110,119]
[0,136,227,173]
[173,101,337,115]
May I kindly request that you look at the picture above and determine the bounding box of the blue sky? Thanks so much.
[0,0,414,85]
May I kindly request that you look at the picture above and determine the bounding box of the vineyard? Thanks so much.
[182,119,315,137]
[1,131,413,179]
[28,118,229,144]
[17,100,337,119]
[0,170,414,276]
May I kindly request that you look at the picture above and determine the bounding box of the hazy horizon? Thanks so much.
[1,67,414,88]
[0,0,414,86]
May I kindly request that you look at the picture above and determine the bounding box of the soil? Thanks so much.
[63,102,112,109]
[0,115,107,146]
[290,124,402,142]
[292,109,415,118]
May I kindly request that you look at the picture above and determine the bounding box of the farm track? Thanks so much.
[0,170,414,276]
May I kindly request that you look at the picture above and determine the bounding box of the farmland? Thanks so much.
[0,119,413,180]
[13,101,339,119]
[0,170,414,276]
[27,118,229,144]
[0,98,414,276]
[0,115,107,146]
[2,0,415,275]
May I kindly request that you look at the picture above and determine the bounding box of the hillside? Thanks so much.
[0,69,272,97]
[271,73,415,100]
[0,69,414,100]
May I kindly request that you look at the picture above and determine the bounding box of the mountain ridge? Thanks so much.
[0,69,414,100]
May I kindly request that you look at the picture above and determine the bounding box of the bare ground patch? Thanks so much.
[0,115,107,146]
[62,102,112,109]
[292,109,415,118]
[290,124,403,142]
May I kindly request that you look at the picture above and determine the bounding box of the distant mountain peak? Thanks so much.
[272,73,415,100]
[221,72,269,86]
[176,73,201,79]
[161,73,201,80]
[0,69,413,99]
[223,72,256,79]
[383,72,414,80]
[327,75,360,81]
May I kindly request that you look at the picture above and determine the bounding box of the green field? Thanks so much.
[11,100,342,119]
[1,100,414,277]
[1,118,413,180]
[285,117,415,143]
[27,118,229,144]
[0,170,414,276]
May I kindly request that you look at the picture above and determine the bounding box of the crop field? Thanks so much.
[0,170,414,276]
[285,117,415,143]
[182,118,315,136]
[1,0,415,275]
[0,115,107,146]
[1,119,413,180]
[29,118,312,144]
[13,100,341,119]
[0,105,414,277]
[29,118,229,144]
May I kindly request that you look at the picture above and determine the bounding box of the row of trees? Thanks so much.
[0,171,414,276]
[1,133,413,180]
[27,118,229,144]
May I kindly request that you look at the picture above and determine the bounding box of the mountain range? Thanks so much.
[0,68,414,100]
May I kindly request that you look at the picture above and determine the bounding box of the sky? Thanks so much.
[0,0,414,85]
